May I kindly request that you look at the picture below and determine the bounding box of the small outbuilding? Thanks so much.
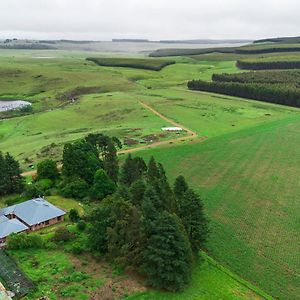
[161,127,183,132]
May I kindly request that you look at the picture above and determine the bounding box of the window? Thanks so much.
[45,220,49,225]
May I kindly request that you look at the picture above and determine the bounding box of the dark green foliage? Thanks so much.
[177,190,209,254]
[52,227,75,243]
[120,155,147,186]
[188,79,300,108]
[86,57,176,71]
[143,212,193,291]
[24,182,44,198]
[129,179,146,206]
[69,208,80,222]
[107,198,142,266]
[85,133,121,182]
[90,169,116,200]
[147,156,160,182]
[88,205,113,253]
[103,141,119,182]
[77,220,86,231]
[37,159,59,180]
[174,175,189,199]
[236,59,300,70]
[61,178,89,199]
[7,233,44,250]
[0,152,24,196]
[62,140,101,185]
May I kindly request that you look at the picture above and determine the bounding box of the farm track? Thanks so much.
[21,101,204,177]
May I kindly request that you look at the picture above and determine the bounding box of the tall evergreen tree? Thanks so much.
[129,179,146,207]
[178,189,209,254]
[174,175,189,199]
[0,152,9,195]
[5,152,24,194]
[143,211,193,291]
[147,156,160,182]
[103,141,119,183]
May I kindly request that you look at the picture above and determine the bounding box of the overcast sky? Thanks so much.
[0,0,299,41]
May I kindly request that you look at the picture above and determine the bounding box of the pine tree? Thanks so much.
[129,179,146,206]
[103,141,119,183]
[178,189,209,254]
[4,152,23,194]
[119,154,135,186]
[174,175,189,198]
[107,198,140,265]
[147,156,160,182]
[0,152,9,195]
[143,211,193,291]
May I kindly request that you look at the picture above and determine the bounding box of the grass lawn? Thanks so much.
[128,252,273,300]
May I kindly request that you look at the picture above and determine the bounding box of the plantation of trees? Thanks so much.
[86,57,175,71]
[188,69,300,108]
[236,59,300,70]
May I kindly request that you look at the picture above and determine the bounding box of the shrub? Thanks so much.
[69,208,80,223]
[7,233,44,250]
[51,227,75,243]
[77,220,86,231]
[61,178,89,199]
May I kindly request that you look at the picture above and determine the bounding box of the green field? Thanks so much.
[0,47,299,300]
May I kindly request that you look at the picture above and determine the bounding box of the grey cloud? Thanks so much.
[0,0,299,40]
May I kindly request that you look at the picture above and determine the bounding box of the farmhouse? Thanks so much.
[0,198,66,246]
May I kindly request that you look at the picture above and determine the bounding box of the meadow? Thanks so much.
[0,46,299,299]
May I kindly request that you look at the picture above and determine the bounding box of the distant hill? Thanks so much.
[254,36,300,44]
[159,39,252,44]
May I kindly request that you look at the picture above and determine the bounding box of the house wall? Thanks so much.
[29,215,64,231]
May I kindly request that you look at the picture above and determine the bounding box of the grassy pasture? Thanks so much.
[86,57,175,71]
[129,252,272,300]
[1,49,300,299]
[135,116,300,300]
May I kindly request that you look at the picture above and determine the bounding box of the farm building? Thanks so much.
[0,198,66,246]
[161,127,183,132]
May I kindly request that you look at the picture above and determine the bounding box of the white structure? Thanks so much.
[161,127,183,132]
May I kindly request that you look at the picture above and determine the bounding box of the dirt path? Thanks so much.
[21,101,205,177]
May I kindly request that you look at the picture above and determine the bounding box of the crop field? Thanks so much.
[1,47,300,300]
[86,57,175,71]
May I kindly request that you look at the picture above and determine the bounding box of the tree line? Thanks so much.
[236,60,300,70]
[188,79,300,108]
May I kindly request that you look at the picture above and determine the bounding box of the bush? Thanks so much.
[37,159,59,181]
[51,227,75,243]
[77,220,86,231]
[69,209,80,223]
[68,242,86,255]
[61,178,89,199]
[24,183,44,198]
[7,233,44,250]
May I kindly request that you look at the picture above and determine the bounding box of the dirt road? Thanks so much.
[21,101,205,177]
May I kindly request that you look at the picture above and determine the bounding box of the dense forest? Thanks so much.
[188,79,300,108]
[236,59,300,70]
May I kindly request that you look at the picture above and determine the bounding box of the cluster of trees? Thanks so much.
[236,59,300,70]
[86,57,175,71]
[188,79,300,108]
[88,155,208,291]
[212,70,300,84]
[235,46,300,54]
[0,152,23,196]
